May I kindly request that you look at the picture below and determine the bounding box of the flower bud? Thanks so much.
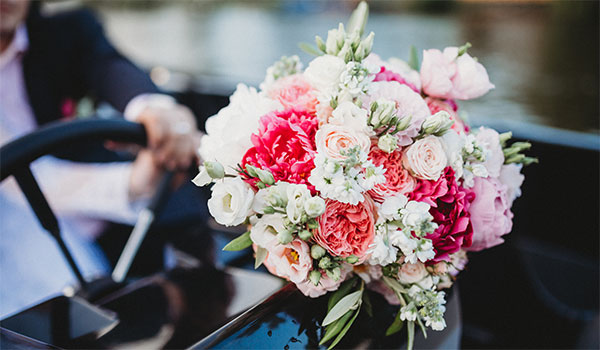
[315,35,326,53]
[378,133,398,153]
[370,99,396,128]
[394,115,412,132]
[307,218,319,229]
[318,256,331,269]
[311,245,327,259]
[327,266,342,281]
[299,229,313,241]
[498,131,512,147]
[309,270,321,286]
[191,166,212,187]
[346,255,359,264]
[422,111,454,136]
[263,206,276,214]
[255,168,275,185]
[245,164,259,177]
[277,229,294,244]
[204,161,225,179]
[304,196,326,218]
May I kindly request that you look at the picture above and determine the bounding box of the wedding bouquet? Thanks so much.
[193,2,535,348]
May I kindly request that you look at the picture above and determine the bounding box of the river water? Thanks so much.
[85,0,598,133]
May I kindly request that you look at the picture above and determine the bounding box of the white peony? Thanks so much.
[207,177,254,226]
[199,84,281,174]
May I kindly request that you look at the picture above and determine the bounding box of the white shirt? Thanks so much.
[0,25,165,318]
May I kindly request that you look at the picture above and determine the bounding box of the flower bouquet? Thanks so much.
[193,2,535,349]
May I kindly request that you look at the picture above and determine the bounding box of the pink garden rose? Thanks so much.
[402,135,448,181]
[261,239,313,284]
[267,74,318,115]
[425,97,468,133]
[411,167,475,262]
[315,124,371,161]
[315,196,377,259]
[242,108,318,191]
[364,81,431,146]
[420,47,494,100]
[368,145,416,202]
[466,176,513,252]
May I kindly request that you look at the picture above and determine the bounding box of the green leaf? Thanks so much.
[383,276,407,294]
[362,290,373,318]
[416,316,428,339]
[408,45,419,71]
[347,1,369,36]
[327,277,357,311]
[322,290,362,326]
[319,310,353,345]
[385,309,405,336]
[327,303,361,350]
[222,231,252,251]
[298,42,323,56]
[407,321,415,350]
[254,246,268,269]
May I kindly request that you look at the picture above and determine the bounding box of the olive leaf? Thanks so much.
[254,246,268,269]
[319,310,353,345]
[408,45,419,71]
[407,321,415,350]
[385,308,405,336]
[222,231,252,251]
[327,302,362,350]
[383,276,407,294]
[298,42,323,56]
[416,316,428,339]
[327,277,357,312]
[322,290,363,326]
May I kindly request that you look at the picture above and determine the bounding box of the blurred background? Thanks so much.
[16,0,600,349]
[44,0,599,134]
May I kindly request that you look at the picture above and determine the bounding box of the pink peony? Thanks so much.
[420,47,494,100]
[242,108,318,191]
[373,66,420,93]
[411,167,475,262]
[261,239,313,284]
[295,264,352,298]
[267,74,318,115]
[466,176,513,252]
[368,145,416,202]
[425,97,468,133]
[315,196,377,259]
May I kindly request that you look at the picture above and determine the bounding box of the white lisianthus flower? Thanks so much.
[285,184,312,224]
[191,165,211,187]
[470,163,489,178]
[304,196,326,218]
[304,55,346,97]
[250,213,286,249]
[379,194,409,221]
[378,133,398,153]
[329,101,373,136]
[208,177,254,226]
[440,129,465,179]
[400,201,433,228]
[252,182,289,214]
[200,84,282,174]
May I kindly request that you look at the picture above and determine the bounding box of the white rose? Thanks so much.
[285,184,311,224]
[250,213,286,249]
[199,84,281,174]
[304,196,326,218]
[397,262,430,287]
[208,177,254,226]
[402,135,448,181]
[304,55,346,96]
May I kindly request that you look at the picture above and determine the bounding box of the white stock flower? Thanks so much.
[359,162,386,190]
[470,163,489,178]
[368,230,398,266]
[208,177,254,226]
[400,201,432,228]
[250,213,286,249]
[200,84,281,173]
[329,101,373,136]
[379,194,409,221]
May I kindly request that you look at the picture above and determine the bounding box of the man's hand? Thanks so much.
[136,104,202,171]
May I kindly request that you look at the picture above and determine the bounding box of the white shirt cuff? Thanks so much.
[123,93,177,121]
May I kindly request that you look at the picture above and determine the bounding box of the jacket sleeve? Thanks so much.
[73,10,159,113]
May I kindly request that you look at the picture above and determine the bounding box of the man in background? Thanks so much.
[0,0,203,317]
